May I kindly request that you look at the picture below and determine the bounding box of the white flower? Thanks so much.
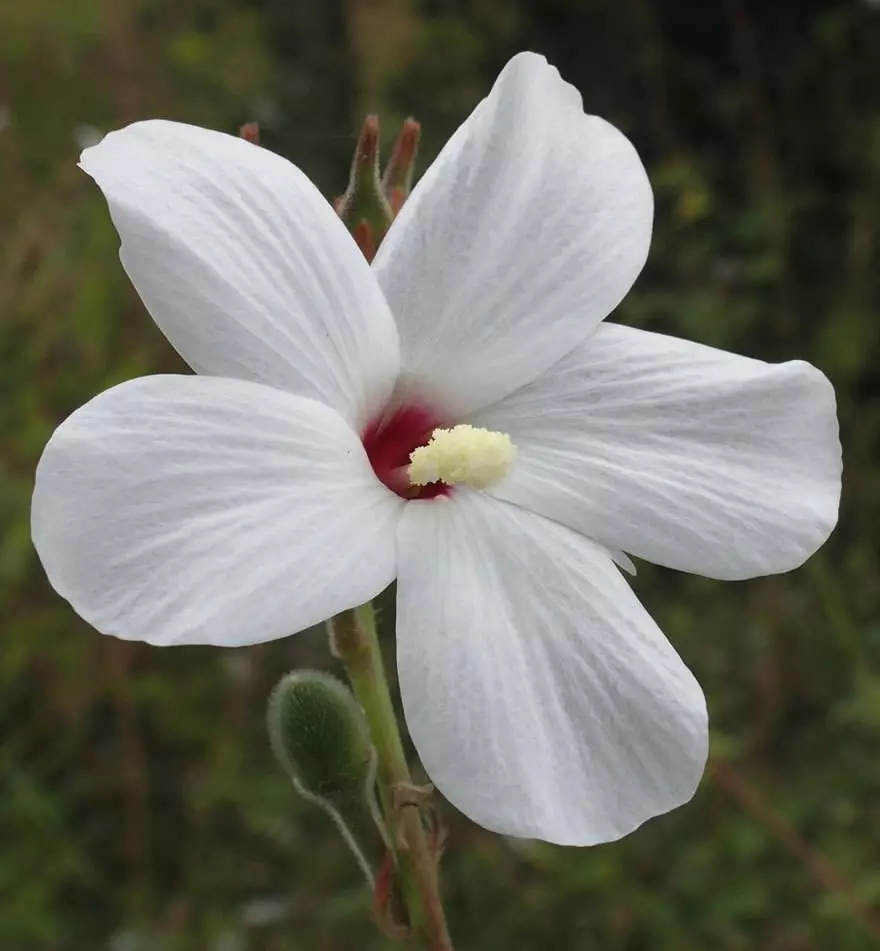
[31,53,841,846]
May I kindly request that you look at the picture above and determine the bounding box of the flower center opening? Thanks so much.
[362,408,516,500]
[362,405,448,499]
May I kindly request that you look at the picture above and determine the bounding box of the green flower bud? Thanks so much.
[267,671,383,889]
[336,115,392,261]
[268,670,372,802]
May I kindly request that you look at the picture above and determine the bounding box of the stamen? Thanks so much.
[409,425,517,490]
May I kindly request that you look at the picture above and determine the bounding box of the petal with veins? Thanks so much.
[396,491,707,845]
[81,121,399,429]
[373,52,653,418]
[474,322,841,580]
[32,375,403,646]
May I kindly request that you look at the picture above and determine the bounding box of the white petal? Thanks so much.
[32,376,403,646]
[474,323,841,580]
[396,492,707,846]
[373,52,653,418]
[81,121,399,428]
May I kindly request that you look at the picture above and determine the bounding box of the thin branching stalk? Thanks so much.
[331,604,454,951]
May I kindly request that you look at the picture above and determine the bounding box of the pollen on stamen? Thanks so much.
[409,425,517,490]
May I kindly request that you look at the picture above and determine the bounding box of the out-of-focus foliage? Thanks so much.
[2,0,879,948]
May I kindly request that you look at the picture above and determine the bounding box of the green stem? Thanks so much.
[330,603,454,951]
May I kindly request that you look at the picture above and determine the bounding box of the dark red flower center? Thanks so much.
[362,405,449,499]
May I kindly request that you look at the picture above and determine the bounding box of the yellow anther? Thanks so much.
[408,425,517,490]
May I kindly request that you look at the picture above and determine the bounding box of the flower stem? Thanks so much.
[330,603,454,951]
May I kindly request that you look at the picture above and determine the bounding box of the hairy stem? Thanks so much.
[331,603,454,951]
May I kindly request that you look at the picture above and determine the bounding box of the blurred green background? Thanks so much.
[2,1,879,948]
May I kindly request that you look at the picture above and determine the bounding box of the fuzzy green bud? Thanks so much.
[267,671,383,889]
[336,115,392,261]
[268,670,372,802]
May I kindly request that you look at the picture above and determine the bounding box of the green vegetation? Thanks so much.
[2,1,878,948]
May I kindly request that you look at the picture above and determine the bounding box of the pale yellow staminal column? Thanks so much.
[409,425,518,490]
